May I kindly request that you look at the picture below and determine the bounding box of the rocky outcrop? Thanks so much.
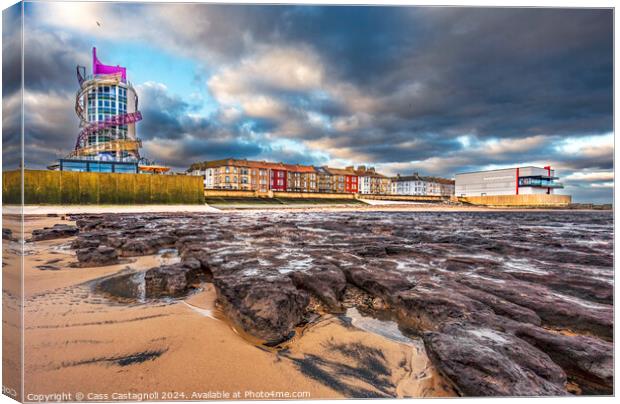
[515,325,613,395]
[2,228,14,241]
[424,324,568,397]
[341,266,414,303]
[458,276,613,340]
[65,211,612,397]
[75,245,119,267]
[288,262,346,310]
[31,224,78,241]
[144,263,203,298]
[394,286,493,331]
[213,275,310,343]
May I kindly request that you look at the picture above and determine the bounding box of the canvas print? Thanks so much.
[1,1,614,401]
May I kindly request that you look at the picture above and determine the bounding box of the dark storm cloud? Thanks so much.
[196,5,612,155]
[19,3,613,202]
[2,4,23,170]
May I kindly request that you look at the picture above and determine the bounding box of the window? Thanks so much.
[225,176,230,183]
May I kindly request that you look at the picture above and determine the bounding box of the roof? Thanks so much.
[282,164,316,173]
[455,166,552,176]
[355,169,388,178]
[392,173,454,185]
[314,166,330,174]
[188,158,313,172]
[326,167,356,176]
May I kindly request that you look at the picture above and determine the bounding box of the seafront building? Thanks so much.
[455,166,564,197]
[189,159,456,197]
[48,48,168,174]
[189,159,362,194]
[390,173,455,196]
[326,167,359,193]
[355,166,390,194]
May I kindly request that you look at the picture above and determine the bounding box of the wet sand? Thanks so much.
[11,215,454,400]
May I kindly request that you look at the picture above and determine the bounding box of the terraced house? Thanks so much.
[390,173,455,196]
[284,164,318,193]
[189,159,364,194]
[189,160,457,197]
[355,166,390,194]
[189,159,283,192]
[326,167,359,193]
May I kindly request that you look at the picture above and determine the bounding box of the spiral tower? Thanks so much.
[70,47,142,162]
[48,48,168,173]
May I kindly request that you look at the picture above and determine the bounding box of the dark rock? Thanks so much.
[424,324,568,397]
[71,237,102,249]
[31,224,78,241]
[444,256,500,272]
[515,325,613,395]
[213,275,309,342]
[76,245,118,267]
[459,277,613,340]
[120,234,177,257]
[288,262,346,310]
[455,284,542,326]
[179,246,219,282]
[394,286,494,331]
[120,239,157,256]
[506,270,613,305]
[75,217,104,231]
[144,263,202,297]
[354,245,387,258]
[341,266,413,303]
[2,228,13,241]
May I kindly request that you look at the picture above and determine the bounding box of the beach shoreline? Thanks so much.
[2,202,611,216]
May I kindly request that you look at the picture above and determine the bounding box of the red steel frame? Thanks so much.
[515,167,519,195]
[544,165,551,194]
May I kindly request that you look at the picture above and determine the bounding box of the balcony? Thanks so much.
[518,176,564,189]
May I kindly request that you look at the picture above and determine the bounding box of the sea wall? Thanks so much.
[360,194,446,202]
[204,189,357,199]
[2,169,204,205]
[459,194,572,207]
[203,189,448,201]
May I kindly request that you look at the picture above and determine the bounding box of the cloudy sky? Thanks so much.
[3,1,614,202]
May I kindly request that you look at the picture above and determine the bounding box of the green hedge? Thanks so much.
[2,169,204,205]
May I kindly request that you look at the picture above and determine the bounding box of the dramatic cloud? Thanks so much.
[12,3,614,202]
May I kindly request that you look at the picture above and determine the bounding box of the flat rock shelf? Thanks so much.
[17,210,613,398]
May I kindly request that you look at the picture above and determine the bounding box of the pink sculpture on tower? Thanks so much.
[92,47,127,81]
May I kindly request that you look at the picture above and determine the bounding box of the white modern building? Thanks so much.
[455,166,564,197]
[390,173,455,196]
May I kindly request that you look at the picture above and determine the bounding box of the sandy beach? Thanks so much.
[7,212,455,400]
[2,204,613,399]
